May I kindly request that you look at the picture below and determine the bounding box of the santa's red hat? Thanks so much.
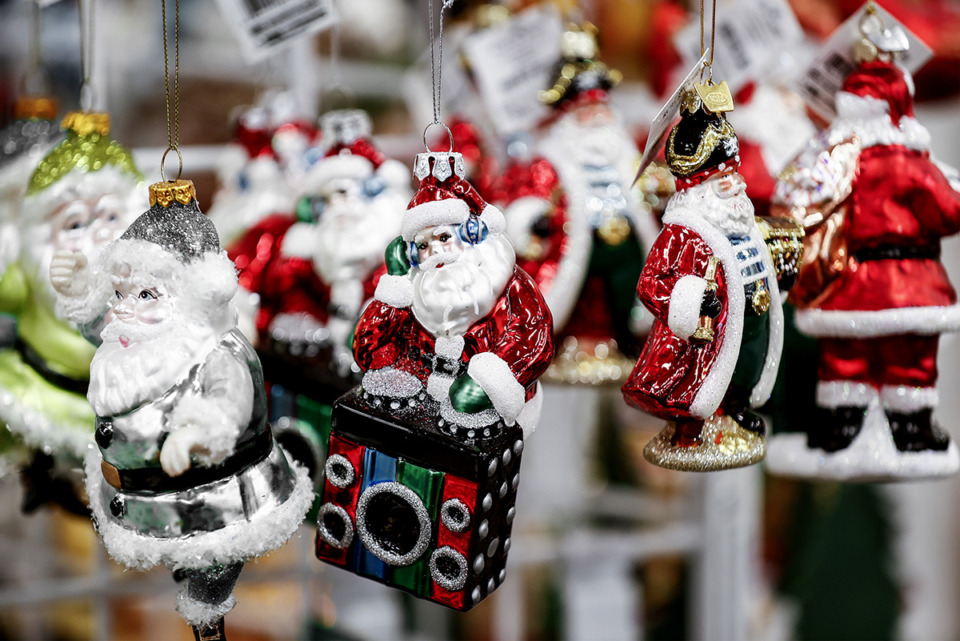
[402,151,505,242]
[841,60,914,124]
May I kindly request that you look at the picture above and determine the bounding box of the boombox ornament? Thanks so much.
[315,150,554,610]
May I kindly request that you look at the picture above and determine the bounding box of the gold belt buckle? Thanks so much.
[101,460,122,490]
[752,282,771,315]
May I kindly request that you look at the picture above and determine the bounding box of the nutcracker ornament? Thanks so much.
[51,179,312,639]
[621,85,802,472]
[0,111,144,512]
[765,15,960,481]
[228,108,410,487]
[499,22,659,385]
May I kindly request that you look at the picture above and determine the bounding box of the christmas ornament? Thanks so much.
[315,0,553,610]
[316,146,554,610]
[0,96,63,272]
[228,108,411,489]
[621,83,802,472]
[0,110,143,512]
[498,22,659,385]
[51,179,312,635]
[765,16,960,481]
[206,91,318,248]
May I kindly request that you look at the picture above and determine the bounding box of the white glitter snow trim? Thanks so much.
[374,274,413,308]
[468,353,525,424]
[0,383,93,461]
[515,382,543,439]
[84,447,313,571]
[401,199,470,241]
[480,204,506,237]
[817,380,877,408]
[361,367,421,398]
[833,93,930,152]
[880,385,938,412]
[765,399,959,481]
[667,275,707,340]
[427,372,455,403]
[794,304,960,338]
[434,335,465,360]
[176,585,236,627]
[280,222,317,259]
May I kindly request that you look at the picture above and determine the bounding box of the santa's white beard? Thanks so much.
[89,317,219,417]
[411,234,515,338]
[313,193,406,285]
[551,111,635,167]
[668,183,755,237]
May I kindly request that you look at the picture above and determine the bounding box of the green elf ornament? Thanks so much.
[0,111,144,513]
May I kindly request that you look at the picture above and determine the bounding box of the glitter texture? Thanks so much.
[643,414,766,472]
[355,481,432,566]
[27,112,141,195]
[120,185,221,262]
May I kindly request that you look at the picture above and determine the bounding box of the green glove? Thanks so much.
[384,236,411,276]
[449,374,495,414]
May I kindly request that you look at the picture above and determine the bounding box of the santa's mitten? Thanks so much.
[449,374,495,414]
[384,236,411,276]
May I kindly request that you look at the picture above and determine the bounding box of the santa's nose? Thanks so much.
[114,298,135,319]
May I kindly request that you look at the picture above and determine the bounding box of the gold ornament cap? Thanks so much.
[61,111,111,137]
[149,179,197,208]
[13,96,58,121]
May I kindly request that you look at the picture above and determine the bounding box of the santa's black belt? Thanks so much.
[16,340,89,396]
[100,429,274,494]
[854,244,940,262]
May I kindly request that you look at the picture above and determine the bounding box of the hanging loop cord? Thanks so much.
[422,0,455,151]
[78,0,98,111]
[699,0,718,82]
[160,0,182,181]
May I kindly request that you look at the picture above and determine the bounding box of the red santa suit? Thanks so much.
[789,61,960,418]
[622,198,784,422]
[355,151,554,434]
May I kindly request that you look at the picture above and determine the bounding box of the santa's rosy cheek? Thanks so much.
[134,299,171,325]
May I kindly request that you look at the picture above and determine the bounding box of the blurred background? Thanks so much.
[0,0,959,639]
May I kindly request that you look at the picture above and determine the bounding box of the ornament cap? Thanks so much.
[13,96,58,121]
[414,151,466,182]
[320,109,372,146]
[61,112,111,137]
[149,179,197,208]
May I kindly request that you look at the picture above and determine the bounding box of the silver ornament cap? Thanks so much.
[414,151,465,182]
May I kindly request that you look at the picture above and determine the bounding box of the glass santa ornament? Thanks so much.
[51,179,313,639]
[765,21,960,481]
[498,22,659,385]
[622,88,802,472]
[228,109,411,492]
[0,111,143,512]
[315,149,554,610]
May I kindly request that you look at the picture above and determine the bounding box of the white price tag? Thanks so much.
[635,50,712,183]
[459,6,564,135]
[215,0,337,63]
[796,3,932,121]
[674,0,803,94]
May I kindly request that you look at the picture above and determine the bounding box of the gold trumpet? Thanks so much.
[692,255,721,342]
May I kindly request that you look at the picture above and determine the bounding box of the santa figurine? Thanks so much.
[0,111,143,512]
[51,178,312,640]
[498,22,659,385]
[206,91,318,248]
[315,149,553,610]
[228,109,410,482]
[621,88,801,472]
[765,26,960,480]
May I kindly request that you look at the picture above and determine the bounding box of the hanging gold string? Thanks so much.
[77,0,96,110]
[160,0,182,181]
[700,0,717,70]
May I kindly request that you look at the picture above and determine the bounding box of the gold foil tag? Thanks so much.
[149,179,197,208]
[694,81,735,114]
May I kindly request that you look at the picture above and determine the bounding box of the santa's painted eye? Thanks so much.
[67,220,84,231]
[417,243,428,251]
[115,290,122,300]
[138,290,156,300]
[438,233,451,242]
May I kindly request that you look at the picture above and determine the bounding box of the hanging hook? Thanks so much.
[422,122,454,153]
[160,147,183,183]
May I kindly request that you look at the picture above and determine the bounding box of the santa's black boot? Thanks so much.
[722,393,766,436]
[807,406,866,452]
[887,408,950,452]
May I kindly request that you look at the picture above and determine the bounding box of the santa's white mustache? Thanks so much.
[419,251,460,270]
